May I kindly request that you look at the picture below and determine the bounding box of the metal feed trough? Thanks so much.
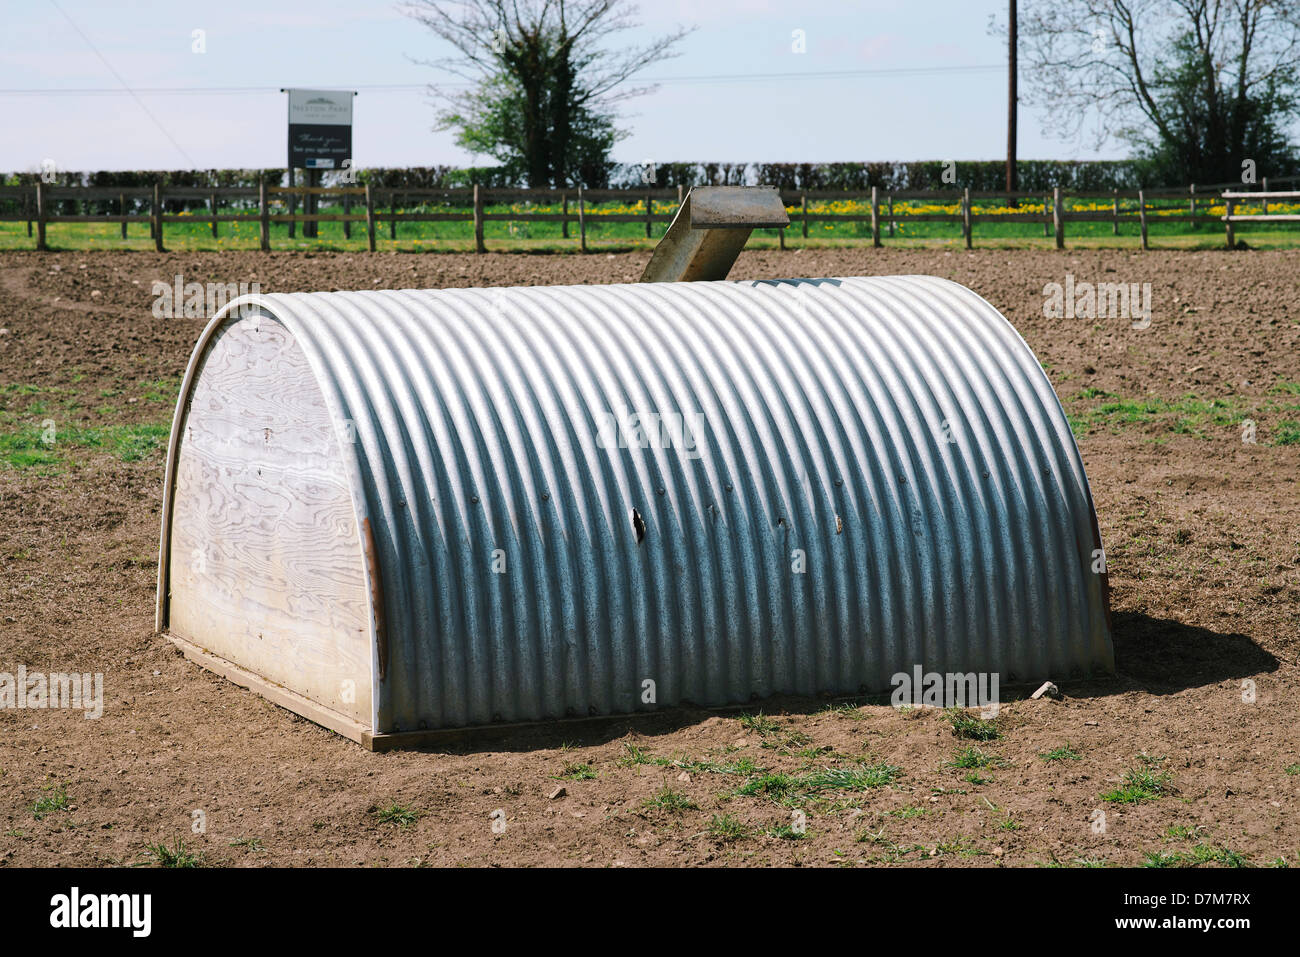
[157,186,1113,749]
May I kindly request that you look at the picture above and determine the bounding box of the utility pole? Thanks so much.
[1007,0,1019,206]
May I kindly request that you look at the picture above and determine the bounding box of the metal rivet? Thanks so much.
[541,491,550,501]
[657,486,665,496]
[470,495,479,504]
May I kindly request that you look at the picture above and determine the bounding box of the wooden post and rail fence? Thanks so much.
[2,176,1296,253]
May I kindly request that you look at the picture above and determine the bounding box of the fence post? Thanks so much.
[390,190,398,240]
[562,193,569,239]
[259,179,270,251]
[962,187,972,249]
[1052,187,1064,250]
[1225,196,1235,249]
[343,191,352,240]
[801,192,808,239]
[209,191,218,239]
[1138,189,1148,250]
[35,181,46,251]
[870,186,881,247]
[120,192,127,240]
[25,190,32,238]
[1189,183,1196,228]
[578,185,587,253]
[153,181,164,252]
[1112,188,1119,236]
[887,193,894,238]
[645,193,653,239]
[288,168,296,239]
[1262,177,1269,216]
[365,184,376,253]
[473,185,486,253]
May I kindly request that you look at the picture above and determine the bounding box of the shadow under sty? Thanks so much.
[1067,611,1279,699]
[388,613,1281,755]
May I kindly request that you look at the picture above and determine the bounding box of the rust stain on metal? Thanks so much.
[362,516,387,681]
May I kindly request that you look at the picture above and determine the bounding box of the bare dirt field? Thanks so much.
[1,246,1297,868]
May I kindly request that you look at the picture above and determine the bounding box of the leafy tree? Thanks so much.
[403,0,691,187]
[1015,0,1300,184]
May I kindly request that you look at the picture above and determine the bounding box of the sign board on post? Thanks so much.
[284,89,354,169]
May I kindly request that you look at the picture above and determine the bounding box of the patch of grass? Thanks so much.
[228,837,265,851]
[1143,851,1182,868]
[932,837,987,858]
[759,728,813,752]
[803,763,901,792]
[738,712,782,736]
[32,786,71,820]
[0,420,171,471]
[139,378,180,404]
[641,786,697,814]
[886,805,932,819]
[1041,745,1081,762]
[1144,843,1250,868]
[112,423,170,462]
[945,709,1001,741]
[372,803,423,828]
[795,744,836,760]
[554,762,597,781]
[143,839,202,868]
[734,761,900,806]
[616,742,655,767]
[705,813,751,842]
[963,771,993,785]
[1188,843,1249,868]
[949,746,1001,769]
[818,701,864,719]
[978,797,1022,830]
[735,773,803,802]
[766,823,810,840]
[673,756,765,777]
[1102,764,1176,804]
[1068,390,1300,445]
[1284,763,1300,776]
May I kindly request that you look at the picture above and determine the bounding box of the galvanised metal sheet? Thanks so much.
[162,275,1113,733]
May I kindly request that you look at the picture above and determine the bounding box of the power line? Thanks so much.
[45,0,194,164]
[0,64,1003,97]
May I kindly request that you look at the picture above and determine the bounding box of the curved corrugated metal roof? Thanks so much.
[159,275,1112,733]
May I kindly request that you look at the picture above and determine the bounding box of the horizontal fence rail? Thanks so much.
[1,176,1296,252]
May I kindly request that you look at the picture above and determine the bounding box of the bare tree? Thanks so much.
[1014,0,1300,183]
[402,0,691,187]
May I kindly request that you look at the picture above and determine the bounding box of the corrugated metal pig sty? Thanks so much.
[157,276,1114,748]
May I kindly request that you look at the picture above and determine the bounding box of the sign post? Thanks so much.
[283,89,355,238]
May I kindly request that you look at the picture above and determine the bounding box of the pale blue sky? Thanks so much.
[1,0,1125,172]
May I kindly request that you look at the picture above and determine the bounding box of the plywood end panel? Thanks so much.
[167,313,372,724]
